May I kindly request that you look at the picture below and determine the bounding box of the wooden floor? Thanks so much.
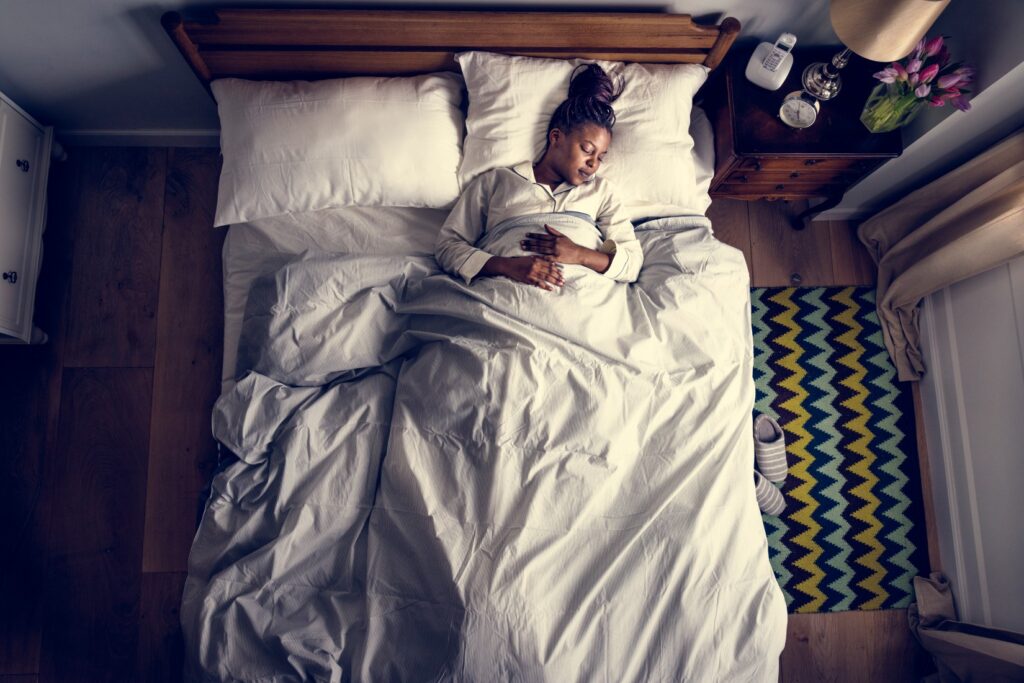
[0,147,933,681]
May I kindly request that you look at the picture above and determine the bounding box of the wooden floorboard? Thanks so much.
[63,147,167,369]
[0,347,52,675]
[39,368,153,683]
[828,220,876,286]
[748,200,835,288]
[0,153,80,675]
[782,609,931,682]
[137,572,188,683]
[142,148,225,573]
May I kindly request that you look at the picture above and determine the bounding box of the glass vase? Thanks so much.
[859,84,926,133]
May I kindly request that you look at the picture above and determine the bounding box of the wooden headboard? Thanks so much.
[161,8,740,96]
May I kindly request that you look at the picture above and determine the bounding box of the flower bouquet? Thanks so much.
[861,36,975,133]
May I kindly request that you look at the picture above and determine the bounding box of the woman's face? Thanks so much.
[546,122,611,186]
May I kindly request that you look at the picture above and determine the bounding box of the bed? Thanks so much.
[163,9,787,682]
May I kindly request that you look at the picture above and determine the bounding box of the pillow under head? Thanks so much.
[456,51,710,220]
[212,73,465,227]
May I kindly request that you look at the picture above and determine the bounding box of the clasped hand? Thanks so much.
[521,225,583,264]
[487,225,583,291]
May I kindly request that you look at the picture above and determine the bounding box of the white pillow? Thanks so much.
[212,74,465,227]
[456,51,709,220]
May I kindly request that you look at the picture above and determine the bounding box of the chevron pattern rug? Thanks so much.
[751,287,928,614]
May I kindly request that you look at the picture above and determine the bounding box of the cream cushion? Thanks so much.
[211,74,465,227]
[456,51,710,220]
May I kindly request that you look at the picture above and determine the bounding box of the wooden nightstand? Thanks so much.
[705,47,902,228]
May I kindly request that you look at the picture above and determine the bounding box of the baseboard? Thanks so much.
[55,128,220,147]
[809,207,873,222]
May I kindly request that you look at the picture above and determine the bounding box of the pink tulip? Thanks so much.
[937,73,964,89]
[923,36,944,57]
[951,95,972,111]
[907,58,923,74]
[919,63,940,83]
[873,67,898,84]
[892,62,908,81]
[936,45,950,67]
[915,84,932,98]
[928,95,946,107]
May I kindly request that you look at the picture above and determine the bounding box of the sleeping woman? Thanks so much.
[434,64,644,290]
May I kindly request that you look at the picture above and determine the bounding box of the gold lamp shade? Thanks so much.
[831,0,951,62]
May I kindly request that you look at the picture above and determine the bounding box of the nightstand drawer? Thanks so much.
[716,181,839,197]
[724,169,859,185]
[735,157,872,173]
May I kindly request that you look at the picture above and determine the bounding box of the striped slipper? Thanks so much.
[754,414,788,483]
[754,471,786,516]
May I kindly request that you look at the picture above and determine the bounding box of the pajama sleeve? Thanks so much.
[595,184,644,283]
[434,173,495,284]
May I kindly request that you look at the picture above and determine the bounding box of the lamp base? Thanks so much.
[802,48,852,101]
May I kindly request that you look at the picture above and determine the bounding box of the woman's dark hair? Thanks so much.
[546,64,622,141]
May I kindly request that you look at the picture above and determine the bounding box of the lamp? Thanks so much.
[802,0,951,101]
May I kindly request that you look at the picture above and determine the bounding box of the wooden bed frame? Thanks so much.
[161,8,740,96]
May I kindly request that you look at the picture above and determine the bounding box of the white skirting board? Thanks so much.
[56,128,220,147]
[918,255,1024,633]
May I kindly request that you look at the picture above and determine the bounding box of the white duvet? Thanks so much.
[183,214,787,682]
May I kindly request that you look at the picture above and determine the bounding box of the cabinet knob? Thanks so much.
[790,172,800,178]
[16,159,30,172]
[739,175,749,183]
[804,159,819,166]
[2,271,17,284]
[775,184,785,191]
[753,161,763,172]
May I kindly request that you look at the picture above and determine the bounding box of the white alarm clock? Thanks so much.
[779,90,820,128]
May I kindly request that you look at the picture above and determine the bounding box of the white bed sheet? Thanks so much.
[191,213,786,681]
[220,106,717,387]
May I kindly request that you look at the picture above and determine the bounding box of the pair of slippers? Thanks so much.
[754,414,787,516]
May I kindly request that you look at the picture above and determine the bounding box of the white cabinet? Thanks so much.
[0,91,53,343]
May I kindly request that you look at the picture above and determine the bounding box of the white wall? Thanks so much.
[0,0,836,142]
[919,255,1024,633]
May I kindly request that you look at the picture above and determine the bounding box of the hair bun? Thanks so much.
[567,63,621,105]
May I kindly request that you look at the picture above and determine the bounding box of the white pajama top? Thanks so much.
[435,162,644,284]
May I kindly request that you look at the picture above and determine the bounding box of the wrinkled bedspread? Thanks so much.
[183,214,787,682]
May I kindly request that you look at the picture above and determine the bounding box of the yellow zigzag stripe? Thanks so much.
[772,289,826,613]
[835,288,888,609]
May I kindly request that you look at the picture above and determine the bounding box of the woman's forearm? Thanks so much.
[575,246,611,274]
[479,256,508,278]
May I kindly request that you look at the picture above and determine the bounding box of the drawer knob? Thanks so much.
[739,175,749,183]
[16,159,30,172]
[790,172,800,178]
[804,159,819,166]
[2,271,17,284]
[753,161,763,172]
[775,184,785,191]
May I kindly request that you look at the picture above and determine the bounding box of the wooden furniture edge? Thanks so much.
[160,8,740,97]
[162,12,213,98]
[705,16,740,70]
